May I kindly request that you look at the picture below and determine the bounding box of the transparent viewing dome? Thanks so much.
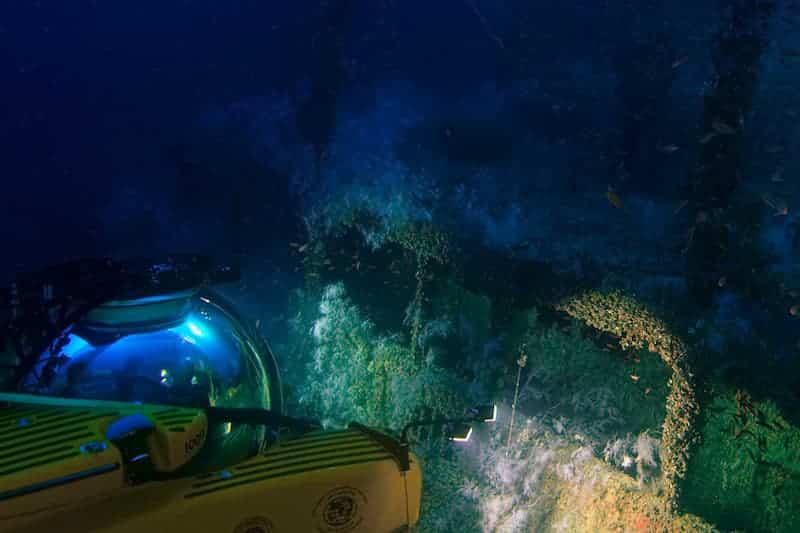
[22,288,282,467]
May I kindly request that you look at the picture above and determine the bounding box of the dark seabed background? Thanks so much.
[2,1,800,531]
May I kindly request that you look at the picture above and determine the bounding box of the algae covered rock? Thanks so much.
[682,390,800,533]
[557,290,699,510]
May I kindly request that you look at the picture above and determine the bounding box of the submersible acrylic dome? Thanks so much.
[22,289,280,411]
[20,288,282,467]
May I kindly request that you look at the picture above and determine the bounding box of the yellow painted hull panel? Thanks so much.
[0,397,421,532]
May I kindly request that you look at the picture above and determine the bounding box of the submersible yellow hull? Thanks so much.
[0,394,422,533]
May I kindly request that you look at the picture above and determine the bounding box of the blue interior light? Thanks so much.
[60,334,91,359]
[187,321,204,337]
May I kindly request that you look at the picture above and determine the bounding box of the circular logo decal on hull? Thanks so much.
[314,487,368,532]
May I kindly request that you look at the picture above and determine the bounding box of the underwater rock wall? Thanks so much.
[278,207,712,530]
[275,193,800,530]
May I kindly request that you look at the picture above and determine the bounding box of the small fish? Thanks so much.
[644,387,652,396]
[765,145,785,154]
[699,132,717,144]
[630,374,640,382]
[671,55,689,69]
[606,187,624,209]
[718,276,727,288]
[790,304,800,316]
[658,144,680,154]
[674,199,689,215]
[511,241,531,252]
[762,193,789,216]
[255,319,261,328]
[290,242,309,253]
[772,166,785,182]
[712,118,737,135]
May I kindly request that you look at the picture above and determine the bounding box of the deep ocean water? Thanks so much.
[2,1,800,531]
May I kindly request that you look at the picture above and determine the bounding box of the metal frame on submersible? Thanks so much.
[197,287,284,416]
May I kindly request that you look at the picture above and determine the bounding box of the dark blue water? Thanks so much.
[2,1,800,531]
